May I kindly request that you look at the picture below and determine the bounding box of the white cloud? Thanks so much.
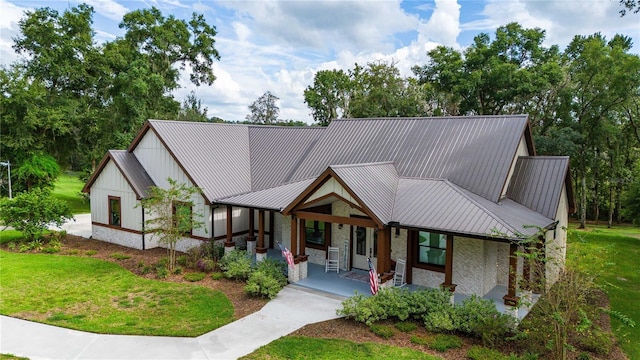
[84,0,129,21]
[421,0,461,46]
[0,0,30,66]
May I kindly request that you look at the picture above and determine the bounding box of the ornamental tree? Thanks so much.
[0,188,73,241]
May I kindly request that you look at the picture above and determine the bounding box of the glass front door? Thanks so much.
[352,226,377,270]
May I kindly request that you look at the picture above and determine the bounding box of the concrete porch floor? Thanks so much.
[266,249,537,320]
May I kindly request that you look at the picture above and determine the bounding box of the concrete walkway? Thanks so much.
[0,285,344,360]
[3,214,346,359]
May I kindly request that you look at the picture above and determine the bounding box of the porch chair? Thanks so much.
[325,246,340,273]
[394,258,407,287]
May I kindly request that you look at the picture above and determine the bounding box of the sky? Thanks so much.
[1,0,639,123]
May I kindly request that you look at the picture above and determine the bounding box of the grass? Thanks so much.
[51,172,90,214]
[0,230,24,245]
[0,250,234,336]
[567,222,640,359]
[241,336,441,360]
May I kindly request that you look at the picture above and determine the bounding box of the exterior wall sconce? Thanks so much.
[338,224,343,229]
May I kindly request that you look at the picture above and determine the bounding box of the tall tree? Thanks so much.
[246,91,280,124]
[177,91,209,122]
[304,69,352,126]
[619,0,640,15]
[563,34,640,228]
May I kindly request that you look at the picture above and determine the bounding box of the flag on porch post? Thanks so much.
[278,242,294,267]
[368,257,379,295]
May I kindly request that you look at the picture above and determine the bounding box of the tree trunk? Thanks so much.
[579,174,586,229]
[608,185,614,228]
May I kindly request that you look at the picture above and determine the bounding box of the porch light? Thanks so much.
[338,224,343,229]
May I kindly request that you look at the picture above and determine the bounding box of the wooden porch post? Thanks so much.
[247,209,255,241]
[269,211,275,249]
[257,210,266,250]
[441,235,456,292]
[522,243,531,291]
[290,215,298,256]
[376,226,391,274]
[224,205,234,249]
[503,242,520,306]
[299,218,306,256]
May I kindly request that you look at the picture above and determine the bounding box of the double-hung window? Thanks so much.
[305,220,325,247]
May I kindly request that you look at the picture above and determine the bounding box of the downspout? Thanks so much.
[141,205,146,250]
[210,205,215,244]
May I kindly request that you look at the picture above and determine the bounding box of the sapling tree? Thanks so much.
[139,178,204,271]
[0,188,73,241]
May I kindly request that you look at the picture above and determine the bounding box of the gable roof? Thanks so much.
[288,115,532,202]
[128,120,325,203]
[506,156,574,218]
[82,150,155,199]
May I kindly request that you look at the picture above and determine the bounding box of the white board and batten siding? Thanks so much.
[133,129,210,240]
[306,178,359,207]
[501,135,530,198]
[90,160,145,248]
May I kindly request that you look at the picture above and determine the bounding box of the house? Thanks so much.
[83,115,574,306]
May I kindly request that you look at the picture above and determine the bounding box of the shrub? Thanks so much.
[177,255,188,267]
[370,324,394,339]
[184,272,206,282]
[467,346,510,360]
[110,253,131,261]
[197,258,216,272]
[220,250,252,280]
[410,335,430,346]
[428,334,462,352]
[453,295,515,345]
[395,321,417,333]
[576,329,612,356]
[173,266,183,275]
[244,259,287,299]
[85,250,97,256]
[156,267,168,279]
[211,271,223,280]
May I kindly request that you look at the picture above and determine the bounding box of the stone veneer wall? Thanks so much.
[93,225,143,250]
[390,228,408,263]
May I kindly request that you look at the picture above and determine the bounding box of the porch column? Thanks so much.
[441,235,457,295]
[297,218,308,279]
[246,208,256,256]
[288,215,300,282]
[224,205,234,254]
[269,211,275,249]
[503,242,520,306]
[256,210,267,262]
[522,243,531,291]
[377,226,392,276]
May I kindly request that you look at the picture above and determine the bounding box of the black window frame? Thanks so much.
[108,196,121,227]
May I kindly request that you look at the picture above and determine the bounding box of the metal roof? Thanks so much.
[146,120,252,202]
[506,156,570,219]
[217,179,315,211]
[330,162,399,224]
[392,178,553,239]
[289,115,529,202]
[249,126,325,191]
[108,150,156,199]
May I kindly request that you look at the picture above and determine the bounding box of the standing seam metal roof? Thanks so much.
[108,150,156,199]
[289,115,528,202]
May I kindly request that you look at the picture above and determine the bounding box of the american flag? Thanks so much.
[368,257,379,295]
[278,242,294,267]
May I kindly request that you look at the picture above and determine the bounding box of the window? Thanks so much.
[173,202,192,236]
[305,220,325,247]
[108,196,121,227]
[417,231,446,266]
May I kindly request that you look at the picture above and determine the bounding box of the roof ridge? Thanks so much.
[442,180,521,237]
[330,161,395,169]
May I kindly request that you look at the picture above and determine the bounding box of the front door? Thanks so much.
[352,226,377,270]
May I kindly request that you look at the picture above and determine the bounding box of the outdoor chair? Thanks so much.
[394,258,407,287]
[325,246,340,273]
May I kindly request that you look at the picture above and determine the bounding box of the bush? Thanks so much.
[467,346,510,360]
[211,271,223,280]
[395,321,417,333]
[576,329,612,356]
[110,253,130,261]
[410,335,430,346]
[85,250,97,256]
[428,334,462,352]
[220,250,252,280]
[370,324,394,339]
[177,255,188,267]
[184,272,206,282]
[244,259,287,299]
[197,258,216,272]
[185,242,225,269]
[453,295,515,346]
[156,267,168,279]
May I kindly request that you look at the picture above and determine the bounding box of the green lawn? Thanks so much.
[52,172,90,214]
[567,223,640,359]
[242,336,442,360]
[0,230,24,245]
[0,250,234,336]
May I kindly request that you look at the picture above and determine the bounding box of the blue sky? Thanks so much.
[1,0,638,123]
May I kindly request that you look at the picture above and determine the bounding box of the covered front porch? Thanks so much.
[265,249,537,320]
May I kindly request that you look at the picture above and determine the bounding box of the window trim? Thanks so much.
[108,196,121,227]
[412,230,446,273]
[172,201,193,236]
[305,220,329,250]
